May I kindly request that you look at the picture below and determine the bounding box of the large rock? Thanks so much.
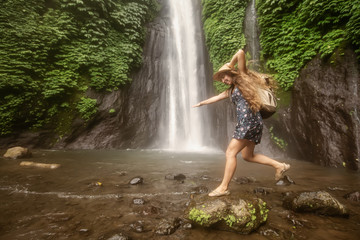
[280,48,360,170]
[283,191,348,217]
[185,194,269,234]
[3,146,32,159]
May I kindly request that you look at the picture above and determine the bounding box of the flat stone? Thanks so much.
[3,146,32,159]
[129,177,143,185]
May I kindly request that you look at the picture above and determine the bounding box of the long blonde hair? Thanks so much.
[228,70,276,112]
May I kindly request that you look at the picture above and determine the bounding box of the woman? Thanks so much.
[193,49,290,197]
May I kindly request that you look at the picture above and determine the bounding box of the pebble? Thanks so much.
[165,174,186,181]
[276,175,295,186]
[107,233,130,240]
[344,191,360,202]
[129,177,143,185]
[130,221,144,233]
[192,185,209,194]
[133,198,145,205]
[118,171,128,176]
[233,176,256,184]
[253,187,273,195]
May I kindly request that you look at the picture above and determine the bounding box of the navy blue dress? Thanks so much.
[231,87,263,144]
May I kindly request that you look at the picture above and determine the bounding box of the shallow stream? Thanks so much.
[0,150,359,239]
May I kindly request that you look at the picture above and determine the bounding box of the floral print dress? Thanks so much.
[231,87,263,144]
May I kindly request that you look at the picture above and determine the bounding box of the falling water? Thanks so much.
[244,0,261,70]
[159,0,213,151]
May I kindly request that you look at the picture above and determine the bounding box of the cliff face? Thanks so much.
[54,4,169,149]
[281,48,360,170]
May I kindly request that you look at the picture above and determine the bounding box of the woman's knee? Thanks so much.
[225,148,237,158]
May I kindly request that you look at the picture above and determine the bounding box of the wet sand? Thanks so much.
[0,149,359,239]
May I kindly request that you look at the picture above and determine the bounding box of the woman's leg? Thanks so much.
[241,144,290,179]
[210,138,250,194]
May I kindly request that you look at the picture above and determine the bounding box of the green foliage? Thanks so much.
[257,0,360,90]
[223,214,237,227]
[76,97,97,121]
[0,0,159,135]
[188,208,211,226]
[202,0,248,92]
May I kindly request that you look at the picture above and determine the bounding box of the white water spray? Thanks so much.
[159,0,212,151]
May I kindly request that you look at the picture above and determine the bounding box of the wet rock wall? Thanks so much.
[280,48,360,170]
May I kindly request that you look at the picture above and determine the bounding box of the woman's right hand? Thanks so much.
[192,103,201,108]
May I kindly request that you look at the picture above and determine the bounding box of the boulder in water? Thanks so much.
[185,194,269,234]
[155,218,181,235]
[3,146,32,159]
[283,191,349,217]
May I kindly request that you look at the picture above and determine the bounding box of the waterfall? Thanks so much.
[244,0,261,70]
[159,0,213,151]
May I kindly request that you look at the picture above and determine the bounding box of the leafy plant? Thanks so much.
[76,97,97,121]
[0,0,159,136]
[202,0,248,92]
[257,0,359,90]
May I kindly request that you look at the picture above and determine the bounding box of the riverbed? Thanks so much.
[0,149,359,239]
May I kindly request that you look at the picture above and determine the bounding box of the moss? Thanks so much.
[258,201,269,222]
[223,214,237,227]
[188,208,212,226]
[269,126,288,151]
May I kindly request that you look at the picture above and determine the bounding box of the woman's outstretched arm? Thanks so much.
[228,49,247,74]
[192,90,229,107]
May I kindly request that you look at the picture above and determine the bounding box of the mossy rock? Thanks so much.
[185,194,269,234]
[283,191,349,217]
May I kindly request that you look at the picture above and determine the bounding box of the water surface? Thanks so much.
[0,150,359,239]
